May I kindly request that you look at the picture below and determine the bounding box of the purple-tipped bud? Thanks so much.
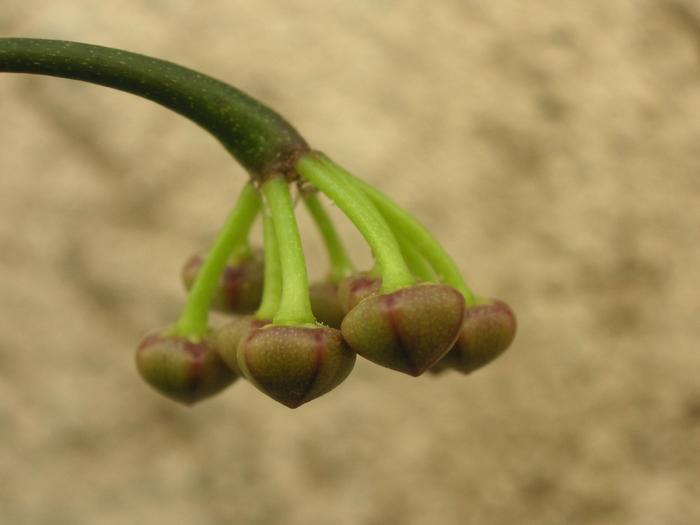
[135,330,237,405]
[181,251,264,314]
[238,325,356,408]
[214,316,269,374]
[337,272,381,313]
[341,284,465,376]
[309,281,345,328]
[431,299,516,374]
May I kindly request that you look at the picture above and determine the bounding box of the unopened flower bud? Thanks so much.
[309,281,345,328]
[336,272,381,313]
[341,283,464,376]
[432,299,516,374]
[214,316,269,374]
[135,329,237,405]
[181,250,264,314]
[238,325,356,408]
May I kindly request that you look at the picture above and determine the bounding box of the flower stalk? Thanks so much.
[174,182,260,337]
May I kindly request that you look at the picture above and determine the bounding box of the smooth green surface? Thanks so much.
[255,199,282,320]
[261,176,315,325]
[0,38,308,177]
[396,234,436,282]
[295,153,414,293]
[175,183,260,336]
[345,170,477,306]
[303,192,355,282]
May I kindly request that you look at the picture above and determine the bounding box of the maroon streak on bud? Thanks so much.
[135,330,237,405]
[181,251,264,314]
[214,316,270,374]
[337,272,381,313]
[341,284,465,376]
[431,299,516,375]
[238,325,356,408]
[309,281,345,328]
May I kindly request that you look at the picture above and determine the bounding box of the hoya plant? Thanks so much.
[0,38,516,408]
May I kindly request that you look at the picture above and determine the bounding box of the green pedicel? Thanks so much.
[295,154,414,293]
[174,183,260,337]
[261,176,315,326]
[325,158,477,306]
[255,196,283,320]
[303,191,355,282]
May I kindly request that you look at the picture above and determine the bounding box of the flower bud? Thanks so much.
[431,299,516,374]
[341,283,465,376]
[214,316,269,374]
[135,329,237,405]
[336,272,381,313]
[238,325,356,408]
[309,281,345,328]
[181,250,264,314]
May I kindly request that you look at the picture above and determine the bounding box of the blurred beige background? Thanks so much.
[1,1,699,524]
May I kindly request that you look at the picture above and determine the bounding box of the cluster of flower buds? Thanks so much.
[136,153,516,408]
[0,36,516,408]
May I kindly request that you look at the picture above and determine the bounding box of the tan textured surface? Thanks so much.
[1,2,699,524]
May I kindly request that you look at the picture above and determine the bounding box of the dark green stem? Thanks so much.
[302,191,355,282]
[0,38,308,178]
[175,183,260,337]
[261,176,315,325]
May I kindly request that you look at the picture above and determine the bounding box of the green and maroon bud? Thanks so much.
[135,329,237,405]
[214,316,270,374]
[181,250,264,314]
[336,271,381,313]
[431,299,516,375]
[309,281,345,328]
[341,283,465,376]
[425,344,463,374]
[238,325,356,408]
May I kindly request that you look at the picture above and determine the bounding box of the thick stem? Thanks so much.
[302,191,355,282]
[175,183,260,337]
[261,176,315,325]
[0,38,308,178]
[344,170,477,306]
[295,153,414,293]
[255,199,282,320]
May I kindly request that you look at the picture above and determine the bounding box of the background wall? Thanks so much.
[1,1,699,524]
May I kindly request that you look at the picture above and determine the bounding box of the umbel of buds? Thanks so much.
[0,38,516,408]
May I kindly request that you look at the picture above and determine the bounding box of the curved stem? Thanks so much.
[396,234,436,282]
[255,199,282,320]
[261,176,315,325]
[295,153,414,293]
[302,191,355,282]
[344,171,477,306]
[175,183,260,337]
[0,38,308,178]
